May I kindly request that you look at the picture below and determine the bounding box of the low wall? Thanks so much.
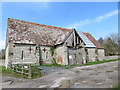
[0,59,5,66]
[105,56,119,60]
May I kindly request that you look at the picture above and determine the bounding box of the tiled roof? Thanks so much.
[78,32,96,48]
[83,32,104,49]
[7,18,73,46]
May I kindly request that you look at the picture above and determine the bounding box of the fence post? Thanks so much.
[28,64,32,79]
[22,65,24,75]
[16,64,18,72]
[13,64,15,71]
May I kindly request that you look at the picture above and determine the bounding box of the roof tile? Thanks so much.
[8,18,73,46]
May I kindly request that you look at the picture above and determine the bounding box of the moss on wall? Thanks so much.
[50,47,55,56]
[50,47,57,64]
[95,48,99,61]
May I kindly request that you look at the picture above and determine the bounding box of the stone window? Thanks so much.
[21,51,24,59]
[42,48,48,60]
[72,42,74,47]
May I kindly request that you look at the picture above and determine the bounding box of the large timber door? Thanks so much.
[68,48,83,65]
[68,48,76,65]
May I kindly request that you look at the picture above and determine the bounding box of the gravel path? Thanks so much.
[1,61,119,88]
[38,66,67,75]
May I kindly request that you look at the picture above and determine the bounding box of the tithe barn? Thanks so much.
[5,18,104,67]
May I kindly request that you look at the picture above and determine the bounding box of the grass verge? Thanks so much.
[113,83,120,89]
[40,64,73,69]
[83,58,120,66]
[39,58,120,69]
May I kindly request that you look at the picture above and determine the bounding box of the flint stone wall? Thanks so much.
[87,48,96,62]
[98,49,105,61]
[105,56,119,60]
[55,44,68,65]
[6,43,53,66]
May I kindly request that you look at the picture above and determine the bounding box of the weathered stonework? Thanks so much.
[5,18,105,68]
[98,49,105,61]
[55,44,68,65]
[87,48,96,62]
[68,48,84,65]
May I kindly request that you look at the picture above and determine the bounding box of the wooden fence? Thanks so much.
[12,64,32,79]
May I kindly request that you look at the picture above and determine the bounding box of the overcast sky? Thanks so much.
[1,2,118,50]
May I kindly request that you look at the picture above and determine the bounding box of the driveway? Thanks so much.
[1,61,119,88]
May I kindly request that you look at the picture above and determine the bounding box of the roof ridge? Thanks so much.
[8,18,72,31]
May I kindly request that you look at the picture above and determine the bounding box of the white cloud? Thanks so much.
[95,10,118,22]
[66,10,118,29]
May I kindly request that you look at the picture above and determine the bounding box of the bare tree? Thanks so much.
[98,33,119,56]
[109,33,118,44]
[98,37,103,46]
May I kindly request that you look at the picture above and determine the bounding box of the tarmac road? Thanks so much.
[1,60,119,88]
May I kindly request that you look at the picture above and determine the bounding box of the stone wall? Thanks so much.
[65,33,74,47]
[5,43,53,67]
[9,44,39,65]
[81,48,87,64]
[5,44,9,67]
[105,56,119,60]
[68,47,85,65]
[98,49,105,61]
[40,46,52,64]
[5,42,106,67]
[87,48,96,62]
[55,44,68,65]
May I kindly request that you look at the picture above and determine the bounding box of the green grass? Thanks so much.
[39,58,120,69]
[83,59,120,66]
[1,58,119,78]
[40,64,74,69]
[1,66,43,79]
[31,66,43,78]
[0,66,13,75]
[113,83,120,89]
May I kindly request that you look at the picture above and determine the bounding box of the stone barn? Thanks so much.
[83,32,105,61]
[5,18,104,68]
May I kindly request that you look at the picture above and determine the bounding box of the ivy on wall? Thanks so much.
[95,48,99,61]
[50,47,55,56]
[50,47,57,64]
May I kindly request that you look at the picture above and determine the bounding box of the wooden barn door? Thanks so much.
[68,48,76,65]
[68,48,83,65]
